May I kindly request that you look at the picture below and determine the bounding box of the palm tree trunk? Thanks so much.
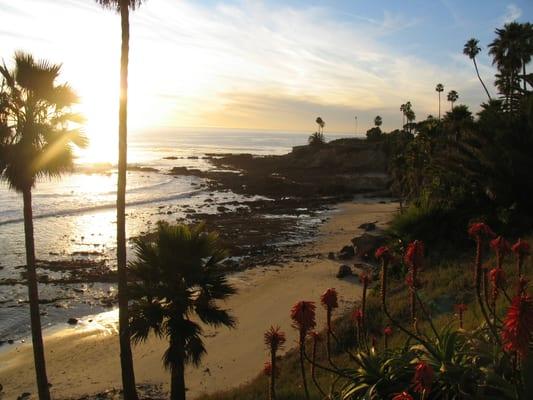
[270,350,276,400]
[170,350,186,400]
[438,92,441,120]
[23,187,51,400]
[523,62,527,92]
[473,58,492,100]
[117,2,138,399]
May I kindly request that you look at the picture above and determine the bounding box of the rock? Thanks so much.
[358,221,377,231]
[67,318,78,325]
[336,264,352,278]
[351,232,387,258]
[327,252,335,260]
[163,156,178,160]
[338,245,355,259]
[217,206,229,213]
[17,393,31,400]
[8,339,14,344]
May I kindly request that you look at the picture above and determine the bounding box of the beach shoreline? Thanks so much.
[0,200,397,400]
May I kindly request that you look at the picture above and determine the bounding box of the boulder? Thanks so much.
[338,245,355,259]
[358,221,377,231]
[67,318,78,325]
[351,232,387,258]
[336,264,352,278]
[327,252,335,260]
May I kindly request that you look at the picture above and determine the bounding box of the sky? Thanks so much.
[0,0,532,161]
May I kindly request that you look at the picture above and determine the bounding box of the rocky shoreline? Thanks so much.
[0,141,391,344]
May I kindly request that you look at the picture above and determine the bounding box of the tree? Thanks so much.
[489,22,532,109]
[374,115,383,127]
[128,222,236,400]
[435,83,444,119]
[0,52,87,400]
[308,131,325,146]
[463,38,492,100]
[315,117,325,134]
[447,90,459,111]
[94,1,144,398]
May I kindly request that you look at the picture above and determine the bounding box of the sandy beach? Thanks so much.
[0,200,397,399]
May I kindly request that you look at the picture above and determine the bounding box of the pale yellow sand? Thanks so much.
[0,200,397,399]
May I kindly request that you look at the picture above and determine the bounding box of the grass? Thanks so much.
[196,236,533,400]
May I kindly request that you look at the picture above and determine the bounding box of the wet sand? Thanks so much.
[0,200,397,399]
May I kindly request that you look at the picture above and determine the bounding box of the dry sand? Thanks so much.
[0,200,397,399]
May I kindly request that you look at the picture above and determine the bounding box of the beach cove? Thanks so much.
[0,200,397,399]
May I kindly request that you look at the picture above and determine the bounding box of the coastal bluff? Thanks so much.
[201,137,390,197]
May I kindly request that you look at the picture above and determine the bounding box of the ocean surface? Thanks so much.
[0,129,347,341]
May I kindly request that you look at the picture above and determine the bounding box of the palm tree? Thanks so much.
[447,90,459,111]
[400,103,406,126]
[463,38,492,100]
[435,83,444,119]
[0,52,87,400]
[128,222,237,400]
[315,117,325,134]
[374,115,383,127]
[489,22,530,109]
[95,2,144,398]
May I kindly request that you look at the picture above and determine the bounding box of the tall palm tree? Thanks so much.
[447,90,459,111]
[128,222,237,400]
[315,117,325,134]
[489,22,528,109]
[0,52,87,400]
[95,2,143,398]
[374,115,382,127]
[463,38,492,100]
[435,83,444,119]
[400,103,406,127]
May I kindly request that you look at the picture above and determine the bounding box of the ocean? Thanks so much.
[0,129,347,341]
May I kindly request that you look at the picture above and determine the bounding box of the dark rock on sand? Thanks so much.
[336,264,352,278]
[358,221,377,231]
[163,156,178,160]
[338,245,355,259]
[327,252,335,260]
[67,318,78,325]
[351,232,386,258]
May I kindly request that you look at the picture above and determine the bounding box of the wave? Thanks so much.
[0,189,205,226]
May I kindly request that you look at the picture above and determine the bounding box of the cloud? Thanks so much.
[501,4,522,24]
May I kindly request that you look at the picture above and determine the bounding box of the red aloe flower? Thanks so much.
[412,361,434,394]
[384,326,393,336]
[468,222,496,240]
[359,272,370,285]
[404,240,424,268]
[512,239,531,276]
[501,295,533,358]
[263,361,279,377]
[455,303,467,328]
[392,392,414,400]
[491,236,511,268]
[264,326,286,353]
[352,308,363,326]
[290,301,316,338]
[375,246,392,261]
[489,267,506,290]
[512,238,531,256]
[320,288,339,311]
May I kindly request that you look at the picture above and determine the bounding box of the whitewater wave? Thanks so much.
[0,189,205,226]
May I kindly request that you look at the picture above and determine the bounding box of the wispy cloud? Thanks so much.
[501,4,522,24]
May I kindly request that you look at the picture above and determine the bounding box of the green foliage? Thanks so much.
[128,222,237,370]
[0,52,87,192]
[309,132,326,146]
